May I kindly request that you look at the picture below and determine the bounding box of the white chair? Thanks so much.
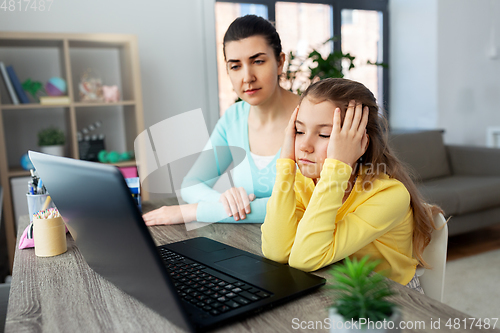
[415,212,448,302]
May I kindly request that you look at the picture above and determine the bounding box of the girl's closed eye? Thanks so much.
[295,129,304,135]
[319,134,330,138]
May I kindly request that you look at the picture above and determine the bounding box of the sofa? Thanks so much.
[389,130,500,236]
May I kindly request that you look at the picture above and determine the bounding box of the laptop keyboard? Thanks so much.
[159,247,272,316]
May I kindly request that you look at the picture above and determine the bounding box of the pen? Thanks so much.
[37,179,43,194]
[28,182,35,195]
[30,169,38,188]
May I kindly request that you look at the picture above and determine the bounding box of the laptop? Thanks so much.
[28,151,325,332]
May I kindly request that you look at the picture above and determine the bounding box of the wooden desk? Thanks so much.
[6,215,494,333]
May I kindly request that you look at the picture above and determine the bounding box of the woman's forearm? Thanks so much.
[180,180,222,204]
[183,203,199,223]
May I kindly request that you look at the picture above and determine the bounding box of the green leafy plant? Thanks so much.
[282,37,385,95]
[328,255,397,326]
[234,37,386,102]
[22,79,44,101]
[38,127,65,146]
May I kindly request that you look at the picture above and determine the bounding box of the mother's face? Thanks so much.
[224,36,283,106]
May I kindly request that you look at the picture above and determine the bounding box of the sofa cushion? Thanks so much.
[417,181,459,216]
[418,176,500,216]
[389,130,451,181]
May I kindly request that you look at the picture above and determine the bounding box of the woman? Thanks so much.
[262,78,442,292]
[143,15,299,225]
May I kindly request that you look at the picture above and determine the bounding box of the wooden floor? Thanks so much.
[447,224,500,261]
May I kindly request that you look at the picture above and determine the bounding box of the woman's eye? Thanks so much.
[254,60,264,64]
[229,65,240,70]
[319,134,330,138]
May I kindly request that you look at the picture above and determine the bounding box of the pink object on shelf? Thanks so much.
[119,166,138,179]
[19,224,35,249]
[103,85,120,103]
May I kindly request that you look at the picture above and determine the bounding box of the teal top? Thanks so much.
[180,101,280,223]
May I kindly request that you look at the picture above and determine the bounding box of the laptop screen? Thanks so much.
[28,151,193,332]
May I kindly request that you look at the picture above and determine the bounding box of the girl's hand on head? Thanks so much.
[219,187,256,221]
[280,105,299,160]
[142,204,197,226]
[327,100,369,168]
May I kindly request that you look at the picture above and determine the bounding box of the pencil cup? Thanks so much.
[26,193,56,222]
[33,216,67,257]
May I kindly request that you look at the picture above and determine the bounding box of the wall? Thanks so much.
[437,0,500,146]
[0,0,219,199]
[0,0,219,134]
[389,0,439,130]
[390,0,500,146]
[4,0,499,150]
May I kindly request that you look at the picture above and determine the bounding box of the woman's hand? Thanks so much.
[219,187,256,221]
[280,106,299,160]
[327,100,369,168]
[142,204,197,226]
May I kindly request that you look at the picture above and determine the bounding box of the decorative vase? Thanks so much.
[329,307,401,333]
[39,145,65,157]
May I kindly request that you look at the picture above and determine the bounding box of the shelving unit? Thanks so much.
[0,32,146,269]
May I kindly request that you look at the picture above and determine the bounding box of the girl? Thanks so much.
[261,78,441,291]
[143,15,300,225]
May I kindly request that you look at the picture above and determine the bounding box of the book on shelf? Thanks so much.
[40,96,71,105]
[0,61,20,105]
[5,65,30,104]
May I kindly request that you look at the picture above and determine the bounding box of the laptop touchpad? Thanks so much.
[186,238,227,252]
[214,255,279,276]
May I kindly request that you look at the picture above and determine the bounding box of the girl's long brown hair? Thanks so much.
[300,78,442,268]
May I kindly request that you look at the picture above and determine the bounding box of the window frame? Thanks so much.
[215,0,390,113]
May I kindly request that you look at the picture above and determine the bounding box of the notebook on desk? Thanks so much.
[28,151,325,332]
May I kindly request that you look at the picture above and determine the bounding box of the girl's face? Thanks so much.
[294,97,337,180]
[224,36,284,106]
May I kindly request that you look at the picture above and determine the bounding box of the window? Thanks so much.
[275,2,333,93]
[215,0,389,116]
[341,9,384,104]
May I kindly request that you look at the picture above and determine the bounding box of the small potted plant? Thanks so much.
[328,255,401,333]
[38,127,66,157]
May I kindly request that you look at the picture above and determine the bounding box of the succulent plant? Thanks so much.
[328,255,397,326]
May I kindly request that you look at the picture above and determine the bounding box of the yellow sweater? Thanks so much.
[261,158,418,285]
